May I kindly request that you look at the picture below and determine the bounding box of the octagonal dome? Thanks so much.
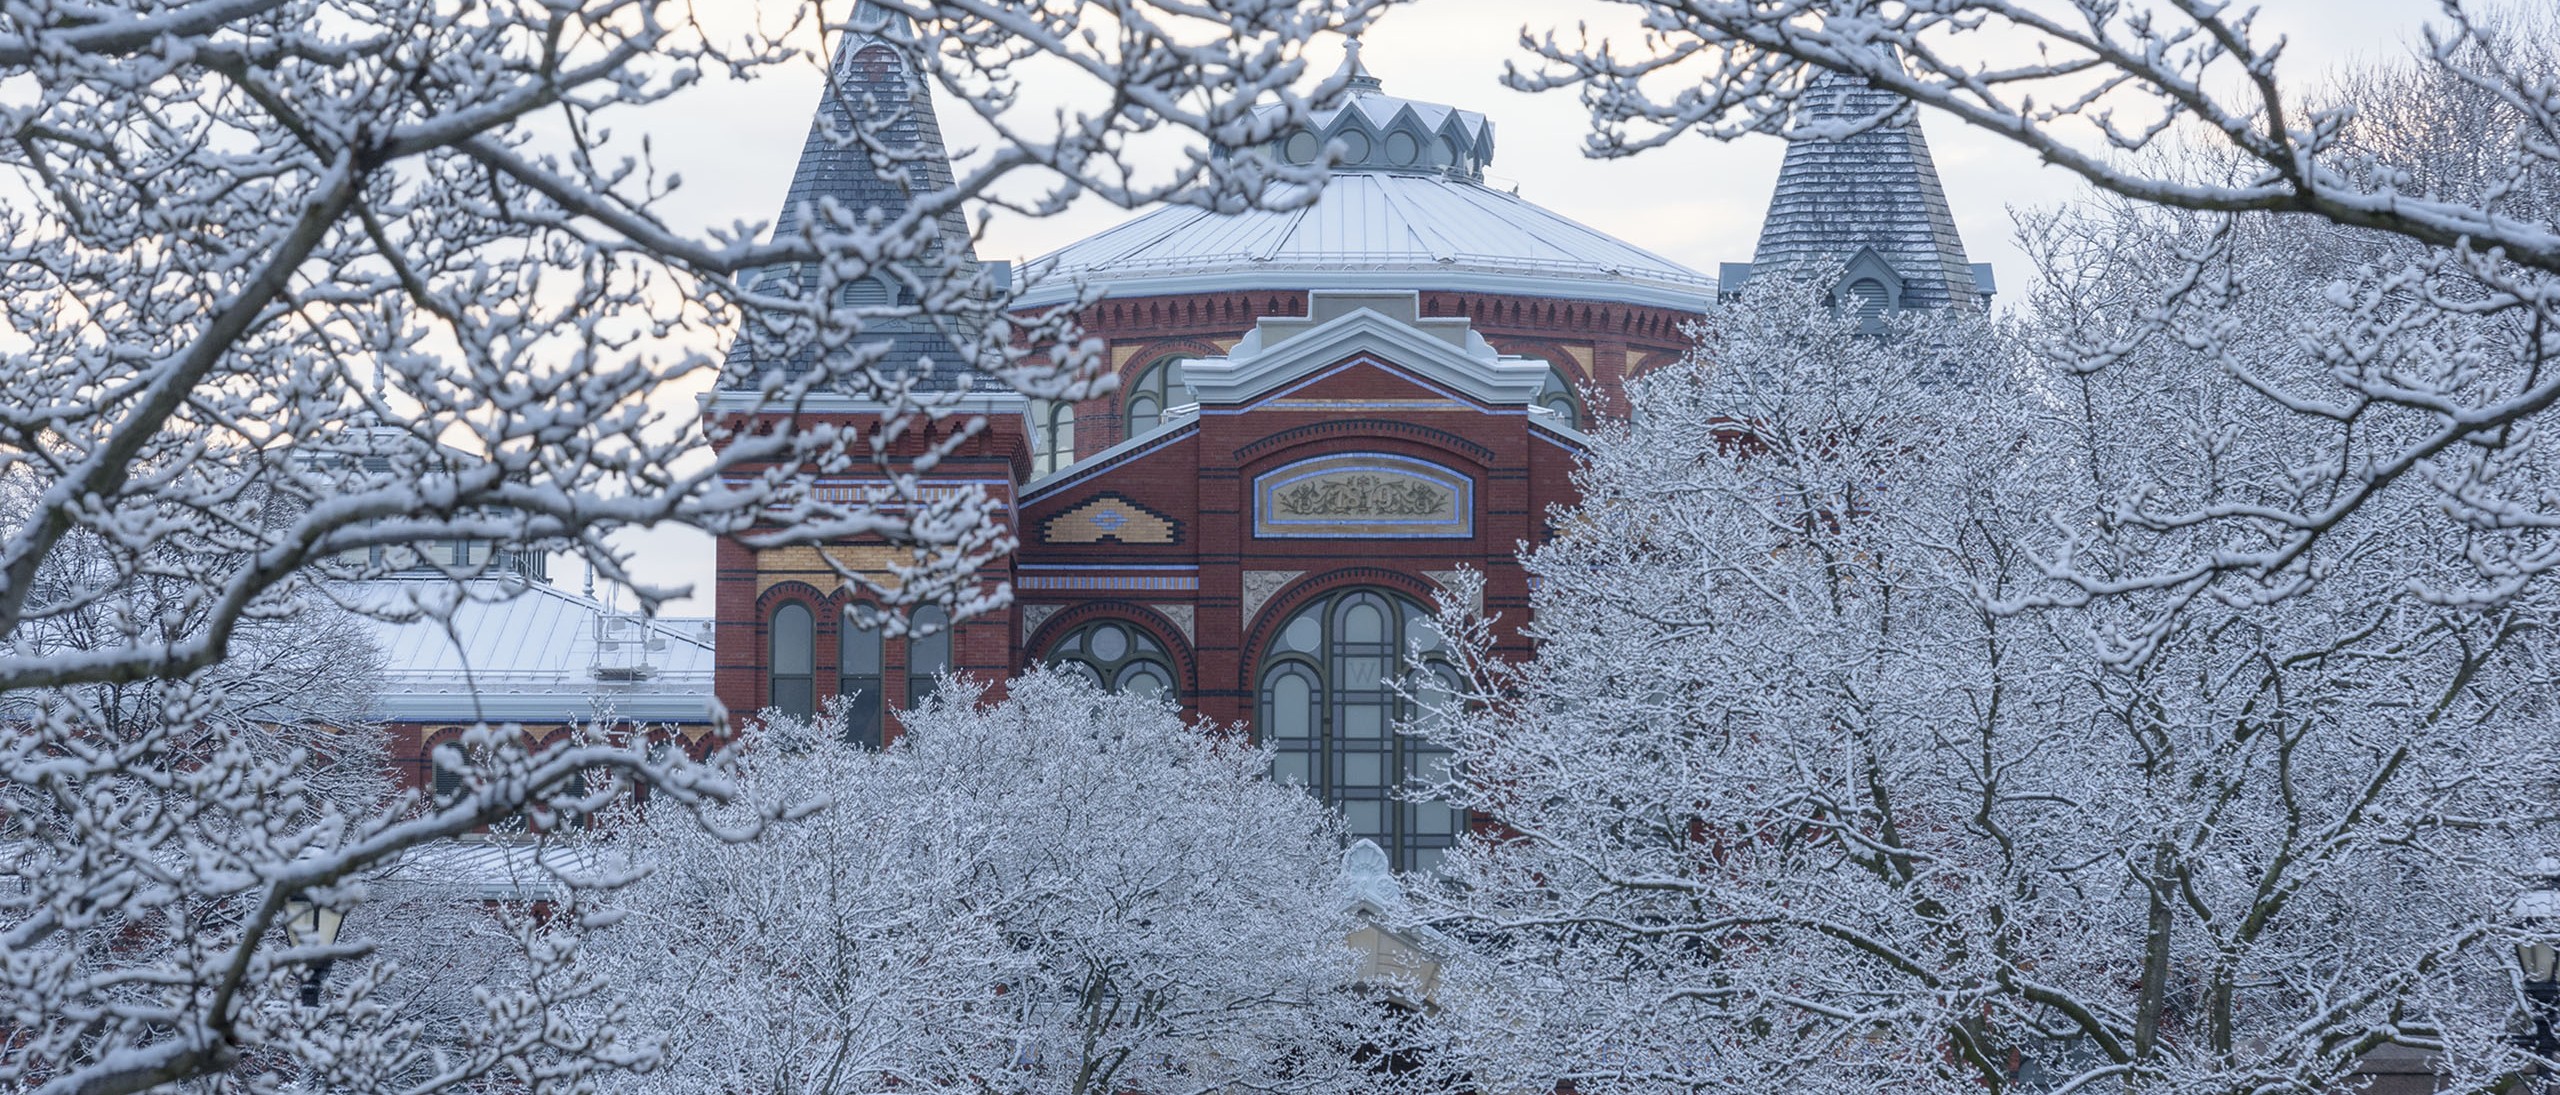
[1016,51,1714,313]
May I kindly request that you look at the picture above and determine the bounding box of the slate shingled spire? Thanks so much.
[724,4,985,389]
[1741,61,1987,309]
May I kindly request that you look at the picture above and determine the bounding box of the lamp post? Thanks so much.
[282,895,346,1009]
[2520,857,2560,1062]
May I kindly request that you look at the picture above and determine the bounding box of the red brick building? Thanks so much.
[710,25,1983,870]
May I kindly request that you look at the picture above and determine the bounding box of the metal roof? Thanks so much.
[355,579,716,726]
[1018,171,1716,310]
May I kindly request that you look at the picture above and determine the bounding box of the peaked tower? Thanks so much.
[725,4,986,387]
[1722,63,1991,311]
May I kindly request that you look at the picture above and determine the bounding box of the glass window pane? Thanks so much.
[1342,800,1388,838]
[1268,668,1314,739]
[1339,655,1390,691]
[1339,751,1388,788]
[841,614,882,675]
[772,677,815,720]
[1341,600,1386,643]
[1410,847,1448,875]
[1410,801,1461,835]
[1129,395,1161,434]
[1064,661,1106,688]
[911,606,951,675]
[1280,614,1321,654]
[1089,624,1128,662]
[1118,663,1170,698]
[1340,702,1387,738]
[841,681,883,749]
[1272,752,1314,786]
[771,604,813,675]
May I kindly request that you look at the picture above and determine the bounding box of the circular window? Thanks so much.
[1284,131,1320,165]
[1335,130,1372,163]
[1045,620,1179,700]
[1385,132,1421,166]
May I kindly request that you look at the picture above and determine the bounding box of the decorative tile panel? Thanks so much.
[1252,453,1474,539]
[1043,493,1180,545]
[1019,604,1062,636]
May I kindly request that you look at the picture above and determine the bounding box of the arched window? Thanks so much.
[1535,365,1582,430]
[841,605,885,748]
[1258,589,1464,873]
[1032,399,1076,476]
[1044,620,1177,699]
[907,605,951,708]
[1842,278,1890,329]
[1123,357,1190,437]
[769,603,816,720]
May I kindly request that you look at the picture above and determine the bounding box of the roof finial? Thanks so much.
[1339,34,1382,94]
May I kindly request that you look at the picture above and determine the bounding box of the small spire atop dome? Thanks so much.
[1338,36,1383,94]
[1256,41,1493,181]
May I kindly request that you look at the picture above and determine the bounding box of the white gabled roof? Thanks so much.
[1184,290,1550,408]
[353,579,717,726]
[1016,172,1716,312]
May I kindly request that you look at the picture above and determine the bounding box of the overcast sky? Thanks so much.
[613,0,2442,614]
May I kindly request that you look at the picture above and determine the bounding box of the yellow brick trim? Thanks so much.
[754,544,915,598]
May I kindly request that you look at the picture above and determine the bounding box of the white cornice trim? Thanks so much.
[1011,268,1714,314]
[1186,305,1551,408]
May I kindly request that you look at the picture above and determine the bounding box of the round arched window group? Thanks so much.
[1258,588,1465,873]
[1044,620,1176,699]
[1028,589,1468,873]
[766,600,950,749]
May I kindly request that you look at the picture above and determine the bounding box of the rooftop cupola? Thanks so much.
[1256,40,1496,181]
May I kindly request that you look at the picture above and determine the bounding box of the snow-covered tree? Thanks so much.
[1418,272,2560,1095]
[1509,0,2560,634]
[594,669,1399,1095]
[0,3,1394,1093]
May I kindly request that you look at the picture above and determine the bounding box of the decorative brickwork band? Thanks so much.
[1019,573,1201,592]
[1043,493,1181,545]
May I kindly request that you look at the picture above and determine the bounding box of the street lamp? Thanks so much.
[282,894,345,1009]
[2519,857,2560,1060]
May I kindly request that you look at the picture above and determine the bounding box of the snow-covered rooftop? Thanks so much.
[354,579,716,726]
[1020,172,1715,311]
[1017,60,1714,312]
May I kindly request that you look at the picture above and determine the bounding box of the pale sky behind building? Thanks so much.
[611,0,2438,614]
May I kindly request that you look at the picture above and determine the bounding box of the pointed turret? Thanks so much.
[726,6,988,388]
[1722,62,1992,311]
[773,5,967,241]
